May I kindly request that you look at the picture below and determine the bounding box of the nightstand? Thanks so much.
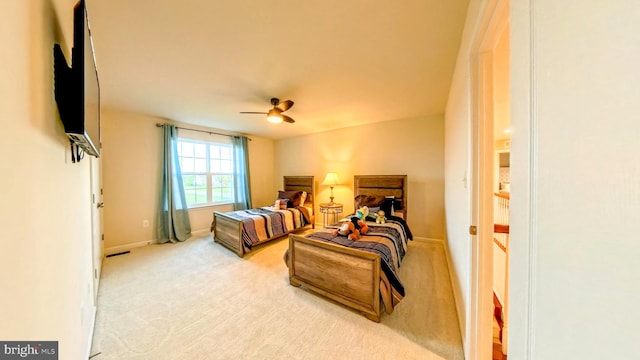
[319,203,343,228]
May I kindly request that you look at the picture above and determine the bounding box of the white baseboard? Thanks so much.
[105,240,151,255]
[441,239,465,346]
[413,236,444,244]
[191,228,212,238]
[105,228,212,255]
[86,305,96,359]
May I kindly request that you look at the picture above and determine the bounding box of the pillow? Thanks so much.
[274,199,289,210]
[380,197,395,218]
[299,191,307,206]
[354,194,386,209]
[367,206,381,215]
[392,198,403,210]
[277,190,303,207]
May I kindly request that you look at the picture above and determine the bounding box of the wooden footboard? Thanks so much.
[212,211,244,257]
[213,211,315,258]
[288,233,382,322]
[212,175,316,257]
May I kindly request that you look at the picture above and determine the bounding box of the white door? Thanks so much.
[90,155,103,301]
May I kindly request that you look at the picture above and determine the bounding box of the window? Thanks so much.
[177,139,234,207]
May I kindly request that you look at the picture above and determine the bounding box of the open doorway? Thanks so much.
[469,0,510,359]
[491,22,511,360]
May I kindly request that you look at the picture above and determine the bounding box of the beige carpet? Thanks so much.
[90,234,463,360]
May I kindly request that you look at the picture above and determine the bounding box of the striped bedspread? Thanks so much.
[304,218,411,313]
[224,206,308,251]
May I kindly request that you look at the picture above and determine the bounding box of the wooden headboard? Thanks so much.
[283,176,315,211]
[353,175,408,221]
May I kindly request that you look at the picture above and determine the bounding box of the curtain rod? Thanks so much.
[155,123,251,140]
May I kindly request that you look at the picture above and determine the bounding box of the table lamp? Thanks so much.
[321,172,340,205]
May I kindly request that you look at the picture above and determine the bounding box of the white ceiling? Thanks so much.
[86,0,469,140]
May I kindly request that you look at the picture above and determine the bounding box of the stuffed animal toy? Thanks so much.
[333,220,357,240]
[353,216,369,236]
[375,210,387,224]
[333,216,369,240]
[356,206,369,221]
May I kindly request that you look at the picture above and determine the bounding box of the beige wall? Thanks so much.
[0,0,95,358]
[275,116,445,240]
[102,111,443,247]
[247,136,276,208]
[101,109,161,250]
[101,108,275,251]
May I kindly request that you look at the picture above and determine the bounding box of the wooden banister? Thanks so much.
[494,224,510,234]
[494,192,510,200]
[493,193,510,250]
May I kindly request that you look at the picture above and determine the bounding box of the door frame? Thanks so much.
[469,0,509,359]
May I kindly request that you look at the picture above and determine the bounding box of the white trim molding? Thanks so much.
[191,228,213,238]
[412,237,445,244]
[85,305,97,359]
[104,240,152,256]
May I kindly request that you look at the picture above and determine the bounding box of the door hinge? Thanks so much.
[469,225,477,235]
[101,234,104,241]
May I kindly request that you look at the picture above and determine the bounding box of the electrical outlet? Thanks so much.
[143,220,149,228]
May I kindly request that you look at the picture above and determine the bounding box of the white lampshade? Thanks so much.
[321,172,340,186]
[321,172,340,205]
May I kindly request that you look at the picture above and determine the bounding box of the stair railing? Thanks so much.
[493,192,510,251]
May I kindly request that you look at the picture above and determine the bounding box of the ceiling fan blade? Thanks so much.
[281,114,295,123]
[239,111,267,114]
[276,100,294,112]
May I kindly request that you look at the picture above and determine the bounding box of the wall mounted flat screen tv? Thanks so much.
[54,0,100,158]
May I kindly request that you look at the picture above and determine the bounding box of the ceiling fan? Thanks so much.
[240,97,295,124]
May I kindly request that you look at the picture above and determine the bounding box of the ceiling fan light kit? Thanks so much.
[240,97,296,124]
[267,109,283,123]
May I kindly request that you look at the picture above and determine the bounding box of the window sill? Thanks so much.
[188,202,233,210]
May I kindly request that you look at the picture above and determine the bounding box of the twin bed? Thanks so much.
[287,175,410,322]
[211,176,315,257]
[211,174,411,322]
